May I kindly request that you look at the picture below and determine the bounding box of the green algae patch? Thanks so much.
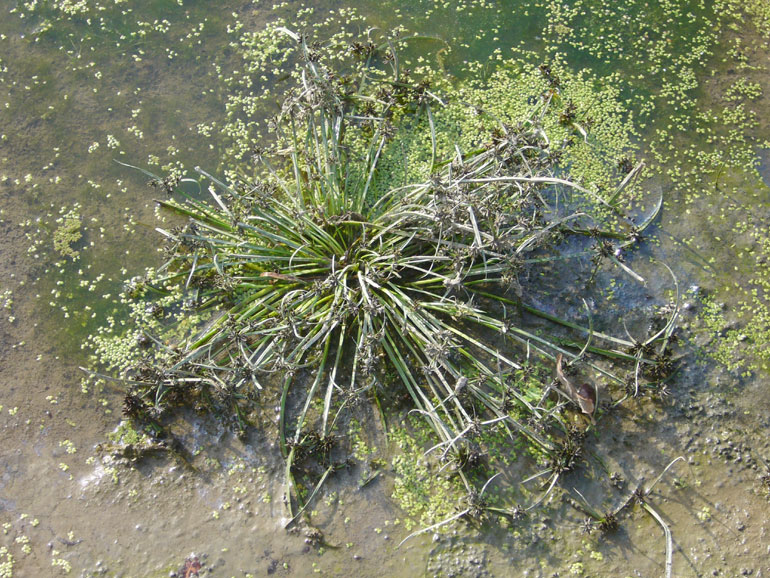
[696,219,770,376]
[390,418,465,531]
[106,420,146,447]
[742,0,770,36]
[0,547,13,578]
[52,205,82,259]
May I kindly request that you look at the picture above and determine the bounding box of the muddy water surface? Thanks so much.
[1,1,770,577]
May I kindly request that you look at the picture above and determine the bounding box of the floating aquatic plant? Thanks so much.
[100,30,675,524]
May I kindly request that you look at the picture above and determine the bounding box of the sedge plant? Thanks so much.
[105,30,675,524]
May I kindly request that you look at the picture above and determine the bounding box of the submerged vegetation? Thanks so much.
[89,30,678,531]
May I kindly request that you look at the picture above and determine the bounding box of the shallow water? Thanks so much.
[1,1,770,576]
